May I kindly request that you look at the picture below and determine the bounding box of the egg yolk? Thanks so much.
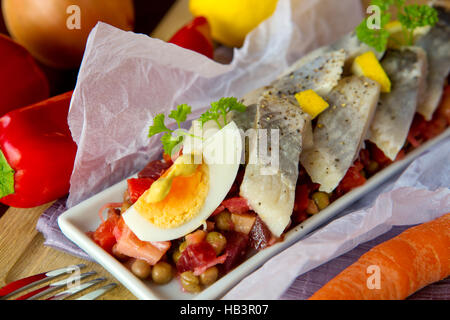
[134,163,209,228]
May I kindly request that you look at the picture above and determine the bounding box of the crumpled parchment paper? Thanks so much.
[66,0,363,207]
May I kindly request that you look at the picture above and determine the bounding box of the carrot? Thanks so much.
[309,213,450,300]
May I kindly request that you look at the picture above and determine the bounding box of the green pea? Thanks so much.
[180,271,201,293]
[206,232,227,255]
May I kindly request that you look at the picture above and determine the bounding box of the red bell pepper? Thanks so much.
[169,16,214,59]
[0,91,77,208]
[0,34,49,117]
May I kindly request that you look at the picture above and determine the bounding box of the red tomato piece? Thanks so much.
[138,160,171,180]
[176,241,218,273]
[221,197,250,214]
[222,231,249,273]
[127,178,155,203]
[335,161,366,196]
[91,212,120,254]
[293,184,309,213]
[113,217,171,265]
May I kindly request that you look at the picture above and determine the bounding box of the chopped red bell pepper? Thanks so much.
[0,91,77,208]
[169,16,214,59]
[127,178,155,204]
[0,35,49,117]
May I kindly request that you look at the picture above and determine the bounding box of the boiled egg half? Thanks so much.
[122,121,242,242]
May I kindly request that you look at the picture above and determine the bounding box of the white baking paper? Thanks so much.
[66,0,364,207]
[223,137,450,300]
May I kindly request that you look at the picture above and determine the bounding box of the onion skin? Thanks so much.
[2,0,135,69]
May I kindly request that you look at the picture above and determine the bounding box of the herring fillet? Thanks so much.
[272,51,346,99]
[240,94,306,237]
[300,76,381,193]
[280,32,383,79]
[368,47,428,160]
[416,6,450,120]
[239,52,345,236]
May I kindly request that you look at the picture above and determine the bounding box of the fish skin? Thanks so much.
[368,47,428,160]
[272,50,346,99]
[300,76,381,193]
[240,94,307,237]
[280,32,383,79]
[239,51,345,236]
[416,6,450,120]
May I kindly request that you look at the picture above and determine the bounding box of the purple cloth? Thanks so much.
[281,225,450,300]
[36,197,92,262]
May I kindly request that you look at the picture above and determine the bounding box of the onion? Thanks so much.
[2,0,134,69]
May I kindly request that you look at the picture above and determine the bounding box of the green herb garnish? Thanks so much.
[356,0,438,52]
[199,97,246,128]
[148,97,246,156]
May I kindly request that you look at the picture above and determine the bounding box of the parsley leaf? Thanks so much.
[356,0,438,51]
[169,104,192,128]
[356,15,391,52]
[160,133,183,156]
[148,114,172,137]
[199,97,246,128]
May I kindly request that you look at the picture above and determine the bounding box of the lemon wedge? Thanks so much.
[352,51,391,93]
[295,90,329,119]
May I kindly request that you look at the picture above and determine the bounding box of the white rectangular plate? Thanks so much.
[58,129,450,300]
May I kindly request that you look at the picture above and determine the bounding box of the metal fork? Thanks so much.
[0,264,117,300]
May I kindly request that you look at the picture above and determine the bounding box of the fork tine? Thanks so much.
[15,271,96,300]
[0,264,86,300]
[47,277,106,300]
[75,283,117,300]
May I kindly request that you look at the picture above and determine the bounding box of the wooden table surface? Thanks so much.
[0,0,439,300]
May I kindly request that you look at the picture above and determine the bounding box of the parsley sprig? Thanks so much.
[199,97,246,128]
[356,0,438,52]
[148,97,246,156]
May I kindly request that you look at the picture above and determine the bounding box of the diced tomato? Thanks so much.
[294,210,309,224]
[222,231,249,272]
[211,204,225,216]
[335,161,366,196]
[127,178,155,203]
[437,85,450,125]
[407,89,450,147]
[221,197,250,214]
[91,212,120,254]
[226,168,245,198]
[113,217,171,265]
[193,254,228,276]
[176,241,218,273]
[359,148,371,168]
[138,160,171,179]
[185,230,207,245]
[162,152,174,165]
[293,184,309,213]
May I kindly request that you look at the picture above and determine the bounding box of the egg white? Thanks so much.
[122,121,242,242]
